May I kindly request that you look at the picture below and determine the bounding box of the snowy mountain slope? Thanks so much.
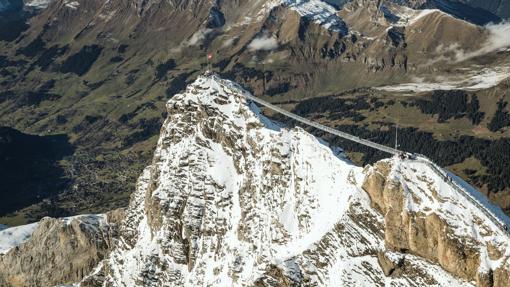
[284,0,348,33]
[81,74,381,286]
[379,158,509,262]
[363,156,510,286]
[257,0,347,33]
[0,222,38,254]
[75,74,510,287]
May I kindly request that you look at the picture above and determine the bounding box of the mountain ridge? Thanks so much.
[1,74,509,286]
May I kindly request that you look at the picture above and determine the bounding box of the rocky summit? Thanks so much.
[0,74,509,286]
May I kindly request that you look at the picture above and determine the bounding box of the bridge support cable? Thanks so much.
[241,92,400,155]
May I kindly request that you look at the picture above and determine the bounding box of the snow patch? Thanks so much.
[408,9,440,25]
[0,222,39,255]
[25,0,53,9]
[64,0,79,9]
[258,0,347,33]
[284,0,347,33]
[376,66,510,92]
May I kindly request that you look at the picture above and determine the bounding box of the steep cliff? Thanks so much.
[0,212,123,287]
[363,159,510,287]
[71,74,507,286]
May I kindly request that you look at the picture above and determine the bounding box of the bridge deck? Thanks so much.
[242,92,400,155]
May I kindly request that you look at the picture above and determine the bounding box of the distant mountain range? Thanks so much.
[327,0,509,22]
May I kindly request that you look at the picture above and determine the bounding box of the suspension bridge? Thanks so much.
[243,92,401,155]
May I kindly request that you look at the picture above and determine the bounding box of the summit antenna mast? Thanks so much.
[395,123,398,152]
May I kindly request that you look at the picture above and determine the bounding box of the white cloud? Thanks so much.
[248,36,278,51]
[221,37,235,48]
[187,28,213,46]
[480,22,510,54]
[456,21,510,62]
[422,22,510,65]
[169,28,213,54]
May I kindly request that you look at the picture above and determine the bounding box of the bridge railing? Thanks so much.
[241,91,399,155]
[416,156,509,235]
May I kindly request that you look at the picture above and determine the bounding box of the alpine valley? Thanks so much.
[1,0,510,286]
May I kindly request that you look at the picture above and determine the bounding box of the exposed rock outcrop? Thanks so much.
[363,160,510,287]
[0,212,122,287]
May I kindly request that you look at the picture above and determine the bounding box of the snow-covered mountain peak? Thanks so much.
[73,74,510,286]
[283,0,348,33]
[84,73,376,285]
[259,0,347,33]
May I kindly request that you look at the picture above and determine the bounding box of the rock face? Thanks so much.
[363,160,510,287]
[73,74,507,286]
[0,213,122,287]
